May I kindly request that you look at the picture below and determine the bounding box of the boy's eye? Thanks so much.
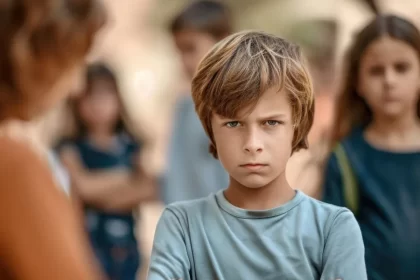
[225,121,240,128]
[265,120,281,126]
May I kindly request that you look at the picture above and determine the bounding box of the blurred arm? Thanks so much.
[60,146,157,212]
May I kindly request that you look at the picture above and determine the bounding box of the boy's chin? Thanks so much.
[236,178,272,190]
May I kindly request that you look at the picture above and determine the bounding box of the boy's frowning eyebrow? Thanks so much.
[257,113,288,120]
[215,113,288,121]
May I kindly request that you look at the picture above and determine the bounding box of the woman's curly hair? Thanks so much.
[0,0,105,117]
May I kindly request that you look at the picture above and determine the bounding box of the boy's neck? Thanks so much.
[224,174,295,211]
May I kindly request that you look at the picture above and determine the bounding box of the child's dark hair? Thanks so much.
[332,14,420,142]
[72,63,128,137]
[170,0,232,40]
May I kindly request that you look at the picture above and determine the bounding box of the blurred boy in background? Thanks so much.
[161,0,232,204]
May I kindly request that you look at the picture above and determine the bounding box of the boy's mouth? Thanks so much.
[240,163,268,170]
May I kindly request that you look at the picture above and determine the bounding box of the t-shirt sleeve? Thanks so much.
[148,208,191,280]
[321,209,367,280]
[322,153,346,206]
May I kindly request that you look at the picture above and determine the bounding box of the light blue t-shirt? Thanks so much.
[148,190,367,280]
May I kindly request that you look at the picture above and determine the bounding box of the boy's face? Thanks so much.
[211,86,294,189]
[173,30,219,80]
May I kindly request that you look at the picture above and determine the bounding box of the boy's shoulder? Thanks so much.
[296,193,357,234]
[306,193,353,216]
[164,193,219,220]
[304,193,348,213]
[164,191,355,232]
[307,195,360,238]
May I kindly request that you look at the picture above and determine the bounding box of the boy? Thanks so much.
[161,0,232,204]
[148,30,367,280]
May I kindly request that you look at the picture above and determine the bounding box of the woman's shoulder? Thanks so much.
[0,135,60,200]
[0,134,47,166]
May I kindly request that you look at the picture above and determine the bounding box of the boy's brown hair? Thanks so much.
[170,0,232,40]
[192,30,315,158]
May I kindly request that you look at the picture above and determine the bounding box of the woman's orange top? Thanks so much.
[0,136,104,279]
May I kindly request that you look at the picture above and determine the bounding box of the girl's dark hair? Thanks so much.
[332,14,420,142]
[71,63,129,138]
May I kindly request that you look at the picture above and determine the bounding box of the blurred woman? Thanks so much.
[0,0,106,279]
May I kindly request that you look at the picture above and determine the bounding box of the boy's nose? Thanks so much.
[243,129,263,154]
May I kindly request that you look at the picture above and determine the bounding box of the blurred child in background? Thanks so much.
[60,63,156,280]
[161,0,232,204]
[323,14,420,279]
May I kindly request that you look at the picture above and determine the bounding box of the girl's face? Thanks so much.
[357,36,420,120]
[78,79,120,132]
